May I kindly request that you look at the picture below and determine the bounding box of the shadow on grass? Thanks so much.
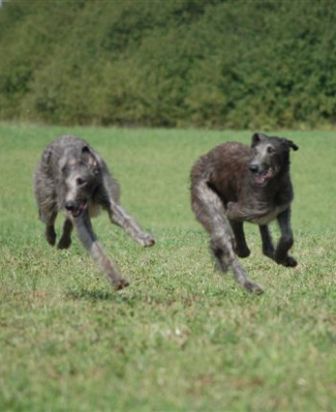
[66,282,253,306]
[66,288,133,303]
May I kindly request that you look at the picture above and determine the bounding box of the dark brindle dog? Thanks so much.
[34,135,155,289]
[191,132,298,294]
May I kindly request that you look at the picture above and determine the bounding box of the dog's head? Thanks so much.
[249,133,298,186]
[60,145,101,218]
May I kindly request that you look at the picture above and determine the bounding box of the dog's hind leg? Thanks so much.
[274,208,297,267]
[230,220,250,258]
[105,199,155,247]
[259,225,275,259]
[57,218,73,249]
[192,179,263,294]
[73,211,129,290]
[99,173,155,247]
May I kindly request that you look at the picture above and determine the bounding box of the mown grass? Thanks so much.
[0,124,335,412]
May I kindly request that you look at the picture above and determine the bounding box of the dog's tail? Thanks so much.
[190,163,263,294]
[190,170,235,258]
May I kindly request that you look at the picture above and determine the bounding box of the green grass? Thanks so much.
[0,124,335,412]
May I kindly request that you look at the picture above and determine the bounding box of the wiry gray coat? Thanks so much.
[191,132,298,294]
[34,135,154,289]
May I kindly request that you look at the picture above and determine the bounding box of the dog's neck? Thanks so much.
[242,170,293,211]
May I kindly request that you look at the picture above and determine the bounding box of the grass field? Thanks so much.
[0,124,335,411]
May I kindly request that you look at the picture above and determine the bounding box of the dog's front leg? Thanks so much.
[259,225,275,259]
[45,211,57,246]
[274,208,297,267]
[57,218,73,249]
[230,220,250,258]
[74,212,129,290]
[106,199,155,247]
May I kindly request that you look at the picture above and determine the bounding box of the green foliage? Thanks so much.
[0,124,336,410]
[0,0,336,128]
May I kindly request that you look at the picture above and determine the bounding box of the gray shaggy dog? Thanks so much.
[34,135,155,290]
[191,132,299,294]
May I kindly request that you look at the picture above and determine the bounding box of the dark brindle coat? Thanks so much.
[191,132,298,294]
[34,135,155,289]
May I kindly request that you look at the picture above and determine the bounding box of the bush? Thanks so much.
[0,0,336,128]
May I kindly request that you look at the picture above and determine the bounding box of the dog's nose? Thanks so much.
[64,201,76,211]
[249,163,259,173]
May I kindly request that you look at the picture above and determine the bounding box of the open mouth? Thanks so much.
[254,168,273,185]
[69,201,88,218]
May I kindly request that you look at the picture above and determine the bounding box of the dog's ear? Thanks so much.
[81,145,99,169]
[251,132,267,147]
[42,149,52,164]
[58,155,68,174]
[282,138,299,151]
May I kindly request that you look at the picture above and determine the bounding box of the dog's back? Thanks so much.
[35,136,88,192]
[36,135,83,177]
[191,142,250,206]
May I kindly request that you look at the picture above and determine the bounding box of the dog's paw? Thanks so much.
[235,246,251,258]
[282,256,297,267]
[113,278,130,291]
[244,280,264,295]
[141,234,155,247]
[46,229,56,246]
[276,255,297,268]
[57,237,72,249]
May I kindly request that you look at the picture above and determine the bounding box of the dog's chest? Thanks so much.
[88,201,101,218]
[250,203,289,225]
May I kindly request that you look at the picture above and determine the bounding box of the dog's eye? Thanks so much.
[76,178,85,186]
[267,146,275,154]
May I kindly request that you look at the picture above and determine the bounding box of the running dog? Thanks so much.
[34,135,155,290]
[190,132,298,294]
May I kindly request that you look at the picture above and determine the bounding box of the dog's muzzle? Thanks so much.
[64,200,88,218]
[249,163,273,186]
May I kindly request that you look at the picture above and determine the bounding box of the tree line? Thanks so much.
[0,0,335,129]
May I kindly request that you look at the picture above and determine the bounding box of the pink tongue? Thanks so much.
[256,175,266,184]
[256,169,271,184]
[73,203,87,217]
